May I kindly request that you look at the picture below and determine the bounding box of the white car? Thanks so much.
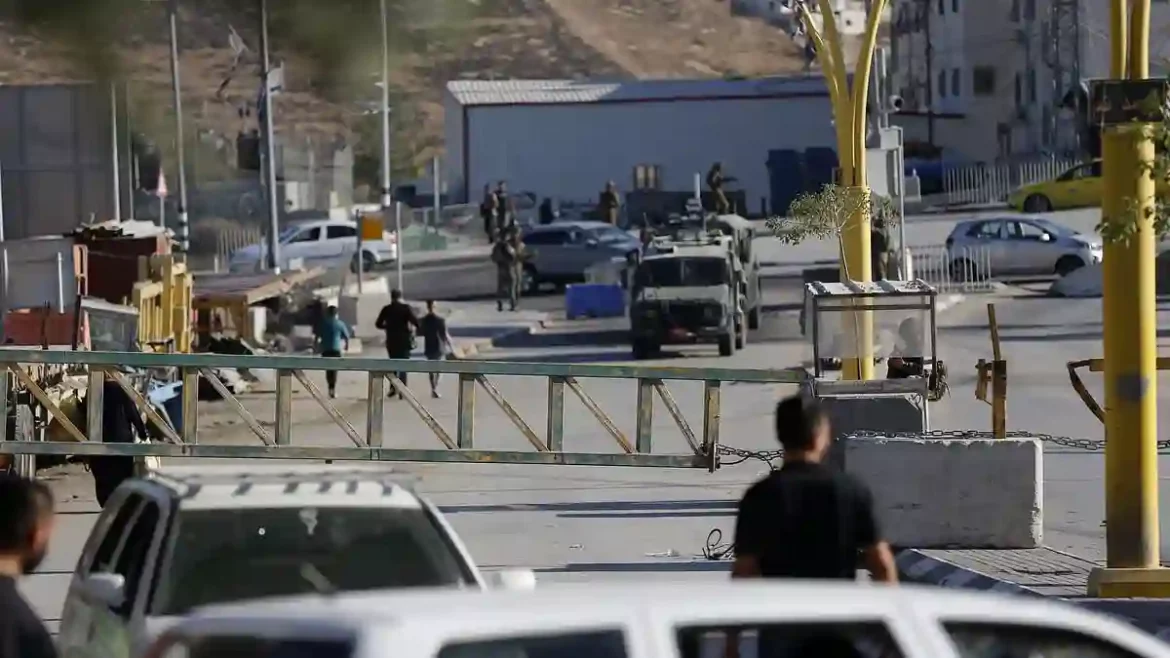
[945,215,1103,279]
[228,218,398,274]
[140,581,1170,658]
[57,465,530,658]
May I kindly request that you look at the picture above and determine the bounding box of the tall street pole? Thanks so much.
[260,0,281,272]
[1089,0,1166,598]
[380,0,392,214]
[110,82,121,220]
[168,0,190,251]
[798,0,887,380]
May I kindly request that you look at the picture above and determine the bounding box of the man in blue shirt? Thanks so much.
[315,304,352,399]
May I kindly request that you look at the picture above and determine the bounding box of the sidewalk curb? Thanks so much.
[895,549,1043,597]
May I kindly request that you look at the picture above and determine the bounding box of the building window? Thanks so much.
[1014,73,1022,107]
[938,70,947,98]
[1024,0,1035,20]
[1010,0,1020,21]
[1027,68,1037,104]
[938,0,944,14]
[952,0,959,11]
[951,68,961,97]
[633,164,662,191]
[973,67,996,96]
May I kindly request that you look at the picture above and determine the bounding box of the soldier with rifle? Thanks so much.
[598,181,621,225]
[706,162,735,214]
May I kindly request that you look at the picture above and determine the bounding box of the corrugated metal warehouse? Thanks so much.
[442,77,838,215]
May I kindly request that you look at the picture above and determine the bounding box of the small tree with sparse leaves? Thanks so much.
[1102,118,1170,247]
[765,184,898,281]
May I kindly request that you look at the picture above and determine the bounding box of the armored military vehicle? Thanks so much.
[629,231,748,359]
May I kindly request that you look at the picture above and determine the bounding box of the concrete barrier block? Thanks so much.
[819,395,925,471]
[842,436,1042,549]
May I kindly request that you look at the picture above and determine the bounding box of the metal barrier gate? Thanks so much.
[0,350,808,471]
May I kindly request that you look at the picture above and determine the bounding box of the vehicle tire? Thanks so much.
[735,321,746,350]
[522,264,539,295]
[748,304,761,330]
[350,251,375,274]
[949,258,978,282]
[1055,255,1085,277]
[1023,194,1053,213]
[718,332,735,357]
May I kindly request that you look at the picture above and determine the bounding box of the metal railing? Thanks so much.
[0,350,807,472]
[911,244,997,294]
[943,157,1080,207]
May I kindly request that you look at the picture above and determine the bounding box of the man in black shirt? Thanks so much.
[0,474,58,658]
[82,379,150,508]
[375,289,420,398]
[733,395,896,581]
[420,300,453,399]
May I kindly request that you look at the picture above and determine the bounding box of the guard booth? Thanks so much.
[803,279,939,443]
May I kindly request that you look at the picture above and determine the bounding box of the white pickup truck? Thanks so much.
[141,581,1170,658]
[56,466,532,658]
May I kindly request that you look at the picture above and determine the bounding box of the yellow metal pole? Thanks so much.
[1090,0,1167,597]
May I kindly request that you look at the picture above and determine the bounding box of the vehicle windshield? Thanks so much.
[1030,218,1076,237]
[152,506,473,615]
[587,226,630,243]
[637,257,729,287]
[278,226,303,243]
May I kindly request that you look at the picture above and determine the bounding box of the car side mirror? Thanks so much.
[1040,233,1053,242]
[489,569,537,591]
[81,572,126,609]
[585,239,599,248]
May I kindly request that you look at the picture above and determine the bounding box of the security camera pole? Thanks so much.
[797,0,889,381]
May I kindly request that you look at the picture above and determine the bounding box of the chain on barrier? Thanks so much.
[703,429,1168,563]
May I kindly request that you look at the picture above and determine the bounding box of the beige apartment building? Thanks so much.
[890,0,1170,163]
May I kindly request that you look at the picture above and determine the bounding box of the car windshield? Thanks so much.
[1030,218,1076,237]
[152,506,473,615]
[587,226,629,243]
[637,257,728,287]
[278,226,303,243]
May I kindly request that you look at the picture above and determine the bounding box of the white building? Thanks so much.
[442,78,837,210]
[889,0,1170,162]
[730,0,871,36]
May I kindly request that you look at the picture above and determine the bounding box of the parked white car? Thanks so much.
[140,581,1170,658]
[228,218,398,274]
[945,215,1102,279]
[56,465,531,658]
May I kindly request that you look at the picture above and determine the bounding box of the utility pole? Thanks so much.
[110,82,121,220]
[1089,0,1166,598]
[922,0,934,146]
[259,0,281,272]
[798,0,888,380]
[168,0,190,251]
[380,0,393,214]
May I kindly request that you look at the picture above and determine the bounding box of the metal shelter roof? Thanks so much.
[445,76,831,107]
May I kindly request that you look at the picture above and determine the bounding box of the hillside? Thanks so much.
[0,0,821,186]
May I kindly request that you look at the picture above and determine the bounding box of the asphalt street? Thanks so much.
[24,206,1162,632]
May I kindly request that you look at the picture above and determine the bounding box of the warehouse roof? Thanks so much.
[445,76,830,107]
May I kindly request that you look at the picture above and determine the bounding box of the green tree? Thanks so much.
[767,184,897,281]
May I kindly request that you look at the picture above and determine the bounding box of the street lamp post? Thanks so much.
[259,0,281,272]
[379,0,392,214]
[797,0,888,381]
[168,0,190,251]
[1089,0,1167,598]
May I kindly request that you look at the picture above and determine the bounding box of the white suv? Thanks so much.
[57,465,526,658]
[228,219,398,274]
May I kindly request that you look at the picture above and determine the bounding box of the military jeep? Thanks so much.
[629,235,748,359]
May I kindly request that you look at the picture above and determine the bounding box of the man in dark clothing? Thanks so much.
[83,379,150,508]
[493,181,512,236]
[420,300,454,399]
[480,184,498,240]
[871,219,889,281]
[598,181,620,225]
[725,395,896,658]
[0,473,58,658]
[706,162,731,214]
[375,288,419,398]
[538,198,556,225]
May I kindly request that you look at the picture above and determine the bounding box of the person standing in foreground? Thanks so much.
[375,289,419,398]
[724,396,896,658]
[84,378,149,508]
[314,304,352,399]
[420,300,454,399]
[0,474,58,658]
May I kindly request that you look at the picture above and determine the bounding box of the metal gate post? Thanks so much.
[274,370,293,446]
[702,380,721,472]
[546,377,565,452]
[635,379,654,453]
[366,372,385,447]
[457,373,475,449]
[182,368,199,444]
[87,369,103,444]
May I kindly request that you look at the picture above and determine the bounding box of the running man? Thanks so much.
[314,304,352,399]
[420,300,454,398]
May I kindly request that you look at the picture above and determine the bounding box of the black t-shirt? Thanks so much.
[733,461,880,579]
[0,575,56,658]
[420,313,448,357]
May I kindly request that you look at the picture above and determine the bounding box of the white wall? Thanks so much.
[442,90,466,201]
[457,95,836,210]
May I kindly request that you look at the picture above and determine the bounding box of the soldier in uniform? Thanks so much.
[493,181,512,236]
[480,184,498,240]
[706,162,731,214]
[598,181,621,225]
[492,230,523,312]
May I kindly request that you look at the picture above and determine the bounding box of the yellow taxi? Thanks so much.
[1008,159,1168,212]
